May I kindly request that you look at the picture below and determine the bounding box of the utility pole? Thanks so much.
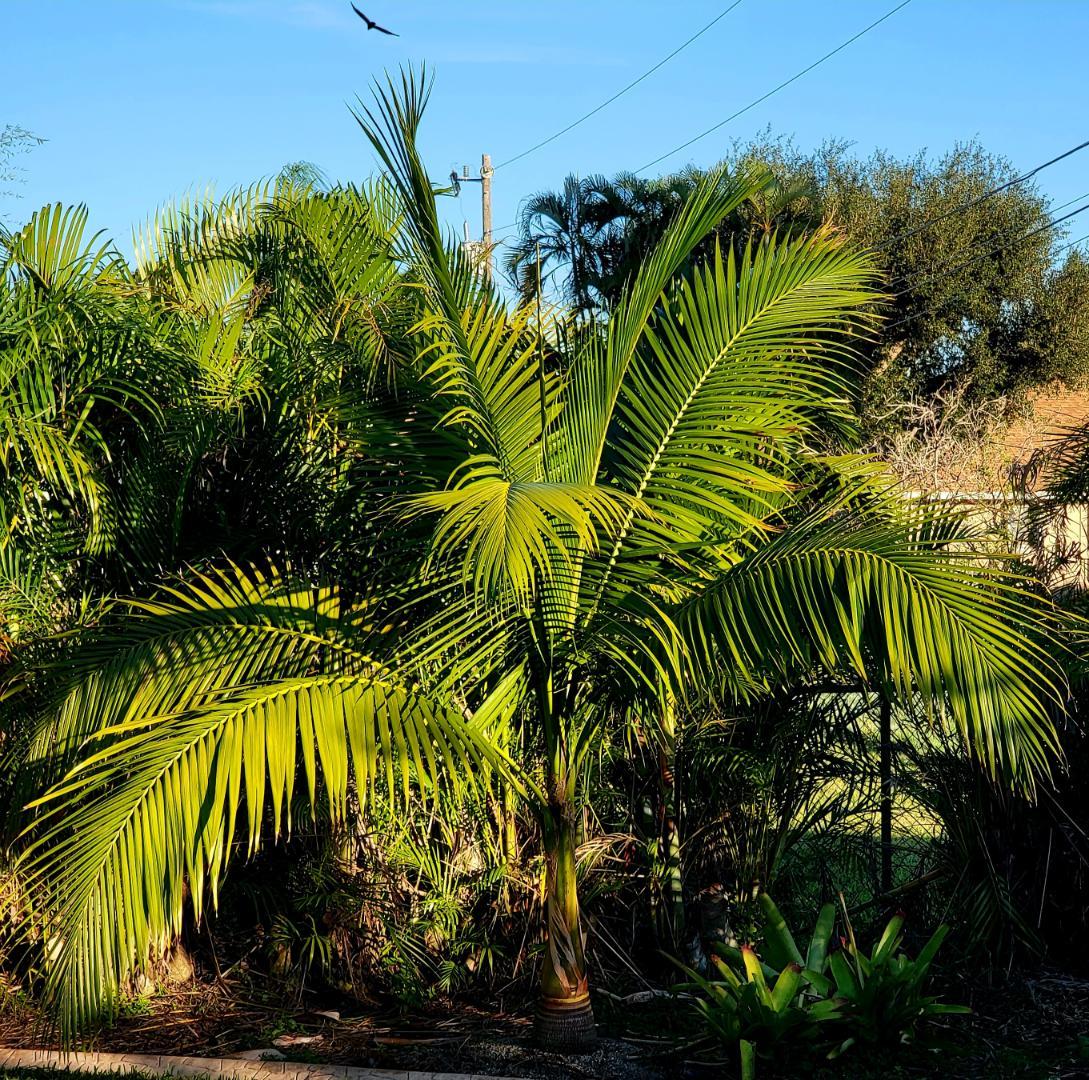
[480,153,493,283]
[450,153,493,283]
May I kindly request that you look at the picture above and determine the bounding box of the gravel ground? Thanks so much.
[373,1033,682,1080]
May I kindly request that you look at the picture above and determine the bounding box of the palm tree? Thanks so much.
[508,165,824,317]
[9,70,1065,1053]
[0,203,146,557]
[504,173,625,315]
[117,173,425,586]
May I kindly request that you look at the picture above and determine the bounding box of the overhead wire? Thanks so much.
[885,193,1089,298]
[487,139,1089,279]
[494,0,747,171]
[489,0,916,238]
[481,3,1089,309]
[871,139,1089,253]
[634,0,914,174]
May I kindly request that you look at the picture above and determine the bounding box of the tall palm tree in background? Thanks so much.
[503,173,624,315]
[506,166,824,317]
[2,69,1067,1055]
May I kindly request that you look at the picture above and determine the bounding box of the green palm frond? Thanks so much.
[0,331,153,555]
[266,182,409,388]
[21,674,497,1038]
[677,498,1064,783]
[559,163,771,488]
[14,562,510,1038]
[3,203,121,293]
[16,562,356,791]
[407,460,632,606]
[591,231,878,606]
[353,73,561,472]
[0,530,69,647]
[413,297,552,476]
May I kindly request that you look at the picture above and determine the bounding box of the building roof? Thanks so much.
[1002,384,1089,491]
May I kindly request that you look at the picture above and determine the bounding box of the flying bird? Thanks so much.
[350,3,398,35]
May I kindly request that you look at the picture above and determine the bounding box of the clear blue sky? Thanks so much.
[5,0,1089,258]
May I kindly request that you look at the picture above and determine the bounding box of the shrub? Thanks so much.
[678,894,967,1077]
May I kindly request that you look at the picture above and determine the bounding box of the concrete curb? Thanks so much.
[0,1048,521,1080]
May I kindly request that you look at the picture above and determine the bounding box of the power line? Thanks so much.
[489,199,1089,314]
[489,187,1089,311]
[635,0,914,174]
[495,0,747,172]
[487,5,1089,257]
[490,1,911,232]
[490,137,1089,264]
[885,231,1089,333]
[872,138,1089,253]
[489,1,918,241]
[886,193,1089,298]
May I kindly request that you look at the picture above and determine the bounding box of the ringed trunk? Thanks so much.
[658,741,686,950]
[534,801,596,1051]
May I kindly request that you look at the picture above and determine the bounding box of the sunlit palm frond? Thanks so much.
[20,673,498,1039]
[352,71,559,473]
[14,561,509,1037]
[15,562,355,787]
[412,297,551,474]
[677,497,1065,784]
[560,163,771,487]
[3,204,121,294]
[590,231,878,607]
[0,339,152,555]
[406,458,632,606]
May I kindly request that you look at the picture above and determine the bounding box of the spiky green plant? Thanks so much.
[681,894,966,1076]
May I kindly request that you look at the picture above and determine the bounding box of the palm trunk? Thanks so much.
[655,700,687,952]
[530,650,595,1050]
[534,794,596,1051]
[658,741,686,950]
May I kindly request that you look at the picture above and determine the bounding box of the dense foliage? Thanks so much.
[507,139,1089,433]
[0,72,1085,1074]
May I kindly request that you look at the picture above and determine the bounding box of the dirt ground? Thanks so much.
[0,971,1086,1079]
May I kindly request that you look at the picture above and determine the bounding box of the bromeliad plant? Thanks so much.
[683,948,842,1080]
[681,894,967,1076]
[679,896,843,1079]
[827,904,970,1052]
[4,68,1067,1053]
[761,894,969,1054]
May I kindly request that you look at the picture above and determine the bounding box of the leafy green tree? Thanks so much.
[514,139,1089,430]
[820,141,1082,421]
